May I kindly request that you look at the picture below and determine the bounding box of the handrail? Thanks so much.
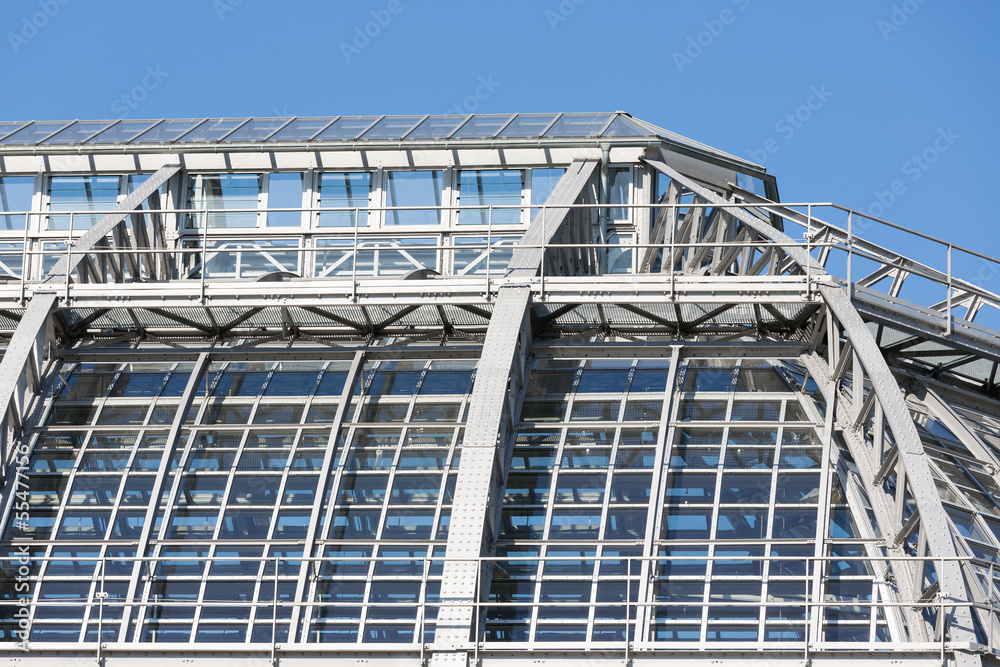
[1,553,987,653]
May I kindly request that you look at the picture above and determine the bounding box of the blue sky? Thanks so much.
[1,0,996,262]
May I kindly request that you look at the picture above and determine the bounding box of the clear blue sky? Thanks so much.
[1,0,996,259]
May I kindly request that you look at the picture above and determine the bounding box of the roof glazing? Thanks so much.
[0,113,664,146]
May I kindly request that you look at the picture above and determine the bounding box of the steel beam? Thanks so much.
[817,284,982,665]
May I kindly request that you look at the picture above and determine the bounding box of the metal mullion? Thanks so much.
[357,421,410,641]
[126,119,165,143]
[261,117,296,142]
[354,116,385,140]
[586,370,632,643]
[491,114,518,139]
[636,345,681,644]
[0,120,29,142]
[702,416,732,642]
[426,425,460,556]
[216,118,252,143]
[291,350,365,642]
[170,118,209,144]
[40,425,98,581]
[188,544,219,638]
[306,117,339,141]
[398,115,429,140]
[36,120,77,144]
[530,423,570,641]
[806,386,836,645]
[79,120,118,144]
[119,352,211,642]
[444,114,474,139]
[760,418,786,646]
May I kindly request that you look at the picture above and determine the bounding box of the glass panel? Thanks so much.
[601,116,650,137]
[608,167,630,222]
[457,170,522,225]
[405,116,465,139]
[318,172,370,227]
[0,176,33,231]
[189,174,259,228]
[222,118,290,142]
[313,117,379,141]
[266,117,335,142]
[43,121,115,145]
[385,171,443,226]
[1,121,70,145]
[449,114,513,139]
[542,113,612,137]
[130,119,203,143]
[266,172,304,227]
[357,116,423,140]
[48,175,120,231]
[530,168,565,214]
[497,114,557,138]
[176,118,246,142]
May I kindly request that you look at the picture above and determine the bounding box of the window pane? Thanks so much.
[385,171,443,226]
[0,176,33,231]
[458,170,522,225]
[189,174,259,228]
[318,172,370,227]
[266,173,303,227]
[48,175,119,231]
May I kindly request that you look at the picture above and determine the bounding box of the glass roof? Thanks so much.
[0,113,665,146]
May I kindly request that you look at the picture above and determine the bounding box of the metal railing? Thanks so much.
[1,551,994,661]
[0,201,995,332]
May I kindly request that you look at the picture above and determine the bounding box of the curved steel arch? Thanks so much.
[646,157,983,662]
[430,160,599,666]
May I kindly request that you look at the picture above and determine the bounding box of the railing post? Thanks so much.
[846,210,853,297]
[65,211,74,303]
[940,556,947,666]
[486,205,492,298]
[946,244,953,336]
[352,207,359,301]
[20,211,29,303]
[540,205,546,299]
[668,202,675,298]
[272,556,279,666]
[96,556,106,664]
[806,204,812,299]
[990,561,995,654]
[474,557,480,667]
[419,555,430,666]
[625,557,631,665]
[200,207,208,304]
